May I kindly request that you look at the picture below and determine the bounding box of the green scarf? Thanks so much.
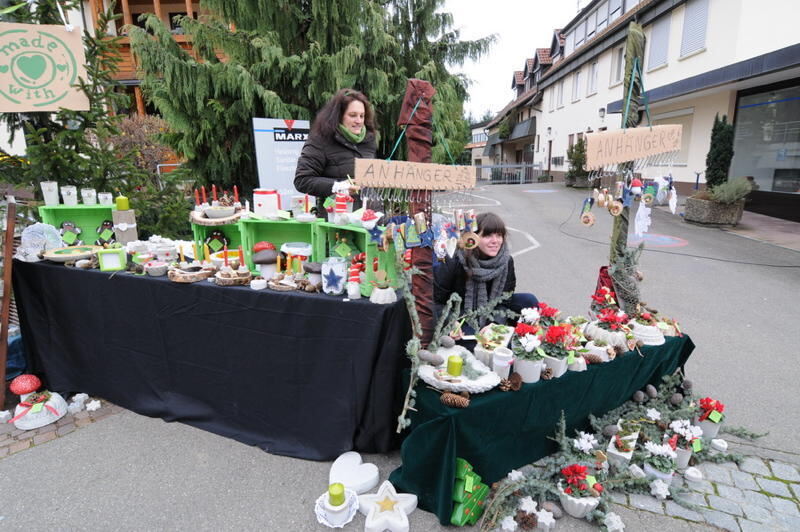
[338,124,366,144]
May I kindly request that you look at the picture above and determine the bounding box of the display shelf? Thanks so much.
[237,218,319,272]
[191,222,243,261]
[39,204,117,246]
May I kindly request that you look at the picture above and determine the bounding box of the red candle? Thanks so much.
[223,244,228,266]
[238,245,244,266]
[194,189,200,206]
[233,185,239,203]
[201,186,207,204]
[212,184,217,201]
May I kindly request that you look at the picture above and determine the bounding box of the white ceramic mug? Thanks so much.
[60,185,78,206]
[40,181,60,206]
[80,188,97,205]
[492,347,514,379]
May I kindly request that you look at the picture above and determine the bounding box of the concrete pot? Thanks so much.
[684,197,745,226]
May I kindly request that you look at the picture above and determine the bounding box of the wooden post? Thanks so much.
[121,0,133,28]
[134,87,146,116]
[0,197,17,409]
[184,0,194,18]
[88,0,101,30]
[153,0,163,20]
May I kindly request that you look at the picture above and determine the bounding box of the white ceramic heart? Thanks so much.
[329,451,379,494]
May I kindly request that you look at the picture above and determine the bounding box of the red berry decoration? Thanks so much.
[10,374,41,395]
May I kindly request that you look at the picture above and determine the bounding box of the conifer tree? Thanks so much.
[704,114,734,189]
[128,0,492,191]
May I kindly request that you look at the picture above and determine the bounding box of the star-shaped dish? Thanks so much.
[368,225,383,244]
[358,480,417,532]
[323,267,344,292]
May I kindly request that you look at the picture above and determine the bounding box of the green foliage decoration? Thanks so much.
[704,114,735,189]
[566,137,588,178]
[709,176,752,204]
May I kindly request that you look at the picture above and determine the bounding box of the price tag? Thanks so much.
[708,410,722,423]
[100,229,114,241]
[30,402,44,414]
[62,231,78,245]
[208,239,224,253]
[567,350,575,364]
[536,347,546,357]
[465,475,474,493]
[586,475,597,486]
[692,439,703,452]
[276,209,291,220]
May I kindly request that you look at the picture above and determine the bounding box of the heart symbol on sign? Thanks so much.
[329,451,379,494]
[0,65,8,73]
[56,64,67,72]
[17,54,47,80]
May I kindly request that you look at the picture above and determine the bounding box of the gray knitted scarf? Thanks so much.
[457,244,510,326]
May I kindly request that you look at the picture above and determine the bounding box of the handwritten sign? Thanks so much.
[354,158,476,190]
[585,125,682,169]
[0,23,89,112]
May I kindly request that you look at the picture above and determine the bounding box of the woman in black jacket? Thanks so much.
[434,212,538,329]
[294,89,377,212]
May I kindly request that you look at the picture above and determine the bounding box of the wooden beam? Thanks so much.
[184,0,194,18]
[88,0,101,30]
[121,0,133,30]
[135,87,146,116]
[153,0,163,20]
[0,196,17,409]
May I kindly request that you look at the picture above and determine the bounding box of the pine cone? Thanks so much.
[584,353,603,365]
[515,510,538,530]
[508,372,523,391]
[499,379,512,392]
[657,421,668,431]
[541,368,554,380]
[441,392,470,408]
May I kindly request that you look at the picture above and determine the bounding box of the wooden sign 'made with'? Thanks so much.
[585,125,682,169]
[354,159,476,190]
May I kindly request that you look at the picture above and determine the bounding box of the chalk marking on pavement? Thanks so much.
[508,225,540,257]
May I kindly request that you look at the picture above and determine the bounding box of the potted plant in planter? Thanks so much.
[473,323,514,367]
[536,302,561,328]
[565,137,590,188]
[583,308,630,350]
[668,419,703,469]
[642,441,677,484]
[510,323,544,383]
[627,312,665,346]
[537,322,581,378]
[589,286,618,318]
[557,464,604,518]
[606,420,640,469]
[696,397,725,439]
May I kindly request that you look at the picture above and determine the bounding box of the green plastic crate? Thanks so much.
[39,205,117,246]
[191,222,243,261]
[312,221,397,297]
[238,218,319,273]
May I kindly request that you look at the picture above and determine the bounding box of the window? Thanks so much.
[652,109,694,165]
[611,46,624,85]
[568,134,575,148]
[609,0,622,23]
[648,15,670,70]
[596,1,608,32]
[565,32,575,56]
[587,11,597,39]
[551,156,565,166]
[577,132,584,143]
[535,134,540,152]
[587,61,598,95]
[576,21,586,48]
[572,70,582,102]
[680,0,708,57]
[557,80,565,107]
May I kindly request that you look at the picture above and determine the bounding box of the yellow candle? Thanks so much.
[447,355,463,377]
[204,244,211,262]
[193,243,198,262]
[287,253,293,274]
[179,246,185,263]
[328,483,345,507]
[115,195,129,211]
[276,255,281,273]
[295,257,301,273]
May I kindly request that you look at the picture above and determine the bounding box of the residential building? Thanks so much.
[535,0,800,220]
[465,120,490,180]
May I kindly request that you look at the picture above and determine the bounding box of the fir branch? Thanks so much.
[721,426,769,440]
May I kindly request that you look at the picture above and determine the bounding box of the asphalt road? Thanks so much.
[1,183,797,531]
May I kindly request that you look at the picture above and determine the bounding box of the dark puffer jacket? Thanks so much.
[293,129,377,210]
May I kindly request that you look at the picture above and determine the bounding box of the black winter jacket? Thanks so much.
[434,255,517,311]
[293,129,377,209]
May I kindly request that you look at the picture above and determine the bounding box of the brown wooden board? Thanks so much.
[585,125,682,169]
[0,197,16,407]
[354,159,476,190]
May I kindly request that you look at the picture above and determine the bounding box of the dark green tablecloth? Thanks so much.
[388,335,695,524]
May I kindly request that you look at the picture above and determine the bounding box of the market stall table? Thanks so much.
[389,335,694,524]
[12,259,411,460]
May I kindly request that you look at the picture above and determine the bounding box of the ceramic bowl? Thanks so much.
[204,206,236,219]
[145,261,169,277]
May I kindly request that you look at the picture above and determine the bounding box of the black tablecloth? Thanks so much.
[13,259,411,460]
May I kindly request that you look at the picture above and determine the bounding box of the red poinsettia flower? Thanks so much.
[564,486,572,494]
[538,302,560,318]
[593,483,604,493]
[561,464,588,486]
[698,397,725,421]
[515,322,537,337]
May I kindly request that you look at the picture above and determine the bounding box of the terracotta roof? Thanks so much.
[486,87,539,128]
[526,58,534,72]
[464,141,487,150]
[536,48,552,65]
[514,70,524,85]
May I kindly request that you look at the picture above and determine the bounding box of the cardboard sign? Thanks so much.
[0,23,90,112]
[354,159,476,190]
[585,125,682,169]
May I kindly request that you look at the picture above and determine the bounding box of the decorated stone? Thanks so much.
[8,375,67,430]
[357,480,418,532]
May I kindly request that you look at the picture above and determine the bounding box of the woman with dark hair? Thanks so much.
[434,212,538,328]
[294,89,377,211]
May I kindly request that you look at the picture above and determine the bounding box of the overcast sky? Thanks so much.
[445,0,583,121]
